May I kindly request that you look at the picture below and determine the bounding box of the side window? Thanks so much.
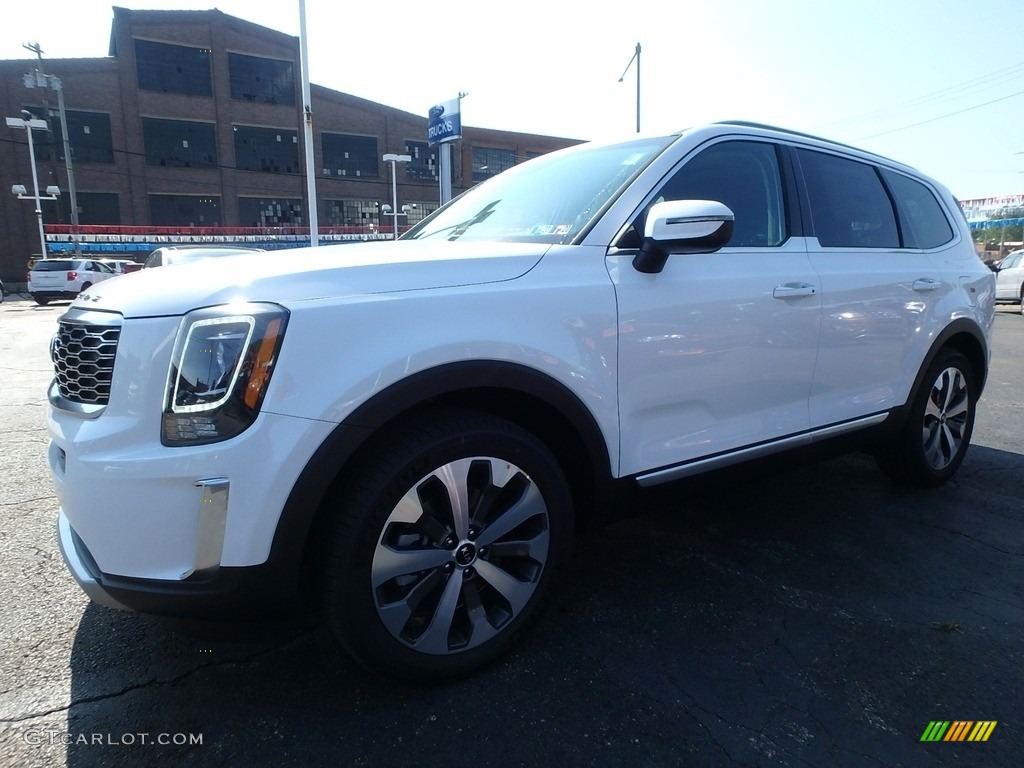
[654,141,786,248]
[881,170,953,249]
[798,149,898,248]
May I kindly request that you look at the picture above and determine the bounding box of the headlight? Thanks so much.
[162,303,289,446]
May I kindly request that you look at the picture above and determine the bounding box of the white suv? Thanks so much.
[47,122,995,681]
[994,248,1024,312]
[28,258,119,305]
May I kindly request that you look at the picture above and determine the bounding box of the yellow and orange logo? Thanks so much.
[920,721,997,742]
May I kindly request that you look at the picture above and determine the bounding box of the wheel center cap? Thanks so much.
[455,542,477,566]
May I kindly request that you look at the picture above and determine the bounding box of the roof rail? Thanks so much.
[714,120,893,163]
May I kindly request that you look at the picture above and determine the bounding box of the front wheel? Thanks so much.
[319,410,572,682]
[875,349,977,487]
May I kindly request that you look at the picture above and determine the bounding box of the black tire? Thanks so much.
[875,349,977,487]
[80,282,92,293]
[319,409,572,683]
[31,294,49,306]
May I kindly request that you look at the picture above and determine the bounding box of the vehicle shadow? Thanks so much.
[63,447,1023,767]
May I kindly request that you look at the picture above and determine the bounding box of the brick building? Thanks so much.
[0,7,580,284]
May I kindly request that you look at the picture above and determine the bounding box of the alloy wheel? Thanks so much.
[370,456,550,655]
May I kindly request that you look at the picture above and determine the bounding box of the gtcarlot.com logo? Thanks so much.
[920,721,997,742]
[23,730,203,746]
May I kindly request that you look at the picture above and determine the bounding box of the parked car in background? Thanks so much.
[994,249,1024,311]
[49,122,994,682]
[143,246,263,269]
[98,258,144,275]
[27,258,119,305]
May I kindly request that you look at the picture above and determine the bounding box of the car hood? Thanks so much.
[71,240,549,318]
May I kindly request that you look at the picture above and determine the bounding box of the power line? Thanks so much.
[820,59,1024,132]
[853,89,1024,141]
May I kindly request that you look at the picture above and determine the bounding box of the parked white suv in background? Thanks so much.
[28,258,119,305]
[994,248,1024,312]
[47,122,995,682]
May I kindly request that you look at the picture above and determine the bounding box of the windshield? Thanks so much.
[404,136,674,244]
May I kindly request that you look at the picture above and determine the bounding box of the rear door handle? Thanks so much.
[773,282,818,299]
[913,278,941,292]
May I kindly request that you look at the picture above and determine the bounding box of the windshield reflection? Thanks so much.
[405,137,674,244]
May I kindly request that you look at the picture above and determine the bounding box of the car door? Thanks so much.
[611,139,821,477]
[796,148,957,426]
[995,251,1023,302]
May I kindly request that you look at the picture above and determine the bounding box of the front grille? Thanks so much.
[52,318,122,405]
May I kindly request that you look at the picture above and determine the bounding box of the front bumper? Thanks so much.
[57,507,302,618]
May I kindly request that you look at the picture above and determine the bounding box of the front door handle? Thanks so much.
[773,282,818,299]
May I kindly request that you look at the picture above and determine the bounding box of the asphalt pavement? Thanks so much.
[1,297,1021,767]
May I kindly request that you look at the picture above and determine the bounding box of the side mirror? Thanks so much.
[633,199,734,274]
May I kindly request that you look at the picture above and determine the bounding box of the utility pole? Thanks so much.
[23,42,82,257]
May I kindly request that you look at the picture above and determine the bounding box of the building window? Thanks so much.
[142,118,217,168]
[404,201,438,226]
[238,197,304,227]
[134,39,212,96]
[321,133,378,178]
[472,146,517,183]
[27,109,114,165]
[405,141,438,181]
[149,195,221,226]
[324,199,381,227]
[228,53,296,106]
[233,125,299,173]
[67,192,120,225]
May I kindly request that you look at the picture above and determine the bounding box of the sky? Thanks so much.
[2,0,1024,201]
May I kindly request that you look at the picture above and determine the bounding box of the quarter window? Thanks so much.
[880,170,953,249]
[798,149,898,248]
[654,140,786,247]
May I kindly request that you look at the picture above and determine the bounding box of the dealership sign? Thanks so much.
[427,98,461,145]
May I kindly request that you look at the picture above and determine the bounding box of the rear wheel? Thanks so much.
[319,409,572,682]
[875,349,977,487]
[31,294,49,306]
[79,282,92,294]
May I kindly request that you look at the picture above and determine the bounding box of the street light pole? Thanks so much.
[6,112,53,260]
[382,153,411,240]
[24,70,81,256]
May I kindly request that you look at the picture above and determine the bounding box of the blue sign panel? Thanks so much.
[427,98,462,145]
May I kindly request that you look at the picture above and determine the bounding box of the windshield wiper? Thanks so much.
[414,201,500,241]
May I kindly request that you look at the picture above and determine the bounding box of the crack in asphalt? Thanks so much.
[0,496,57,507]
[0,628,322,725]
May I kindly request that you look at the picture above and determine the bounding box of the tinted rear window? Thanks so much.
[33,261,75,271]
[798,149,899,248]
[881,170,954,249]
